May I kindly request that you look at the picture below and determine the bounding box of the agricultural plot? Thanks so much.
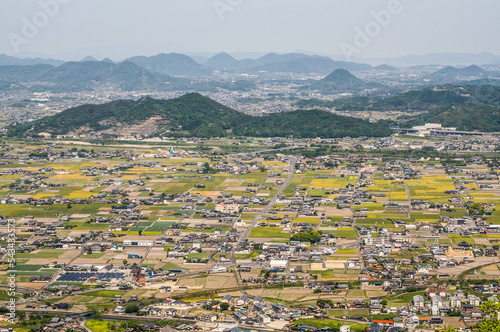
[248,226,289,238]
[406,175,456,204]
[310,176,358,189]
[9,264,43,271]
[143,221,175,235]
[324,227,358,239]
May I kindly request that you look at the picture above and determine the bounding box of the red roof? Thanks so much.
[374,320,393,324]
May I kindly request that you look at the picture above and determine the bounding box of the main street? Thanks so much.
[230,157,296,288]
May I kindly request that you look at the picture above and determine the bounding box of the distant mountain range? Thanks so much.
[7,93,392,139]
[425,65,489,83]
[0,54,64,66]
[0,60,187,91]
[2,52,500,94]
[202,52,371,74]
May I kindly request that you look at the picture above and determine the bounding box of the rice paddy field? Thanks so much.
[1,139,500,316]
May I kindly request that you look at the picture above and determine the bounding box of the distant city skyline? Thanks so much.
[1,0,499,62]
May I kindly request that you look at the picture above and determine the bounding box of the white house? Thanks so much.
[413,295,424,308]
[340,325,350,332]
[270,259,288,269]
[215,203,239,214]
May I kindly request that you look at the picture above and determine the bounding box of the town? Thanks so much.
[0,133,499,332]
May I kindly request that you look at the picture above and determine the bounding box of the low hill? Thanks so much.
[0,61,186,91]
[296,84,500,132]
[127,53,210,76]
[0,64,53,82]
[402,103,500,132]
[426,65,489,83]
[7,93,392,139]
[203,52,239,71]
[296,86,469,112]
[309,69,382,92]
[459,78,500,86]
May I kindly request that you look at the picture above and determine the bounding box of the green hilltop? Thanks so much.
[7,93,392,139]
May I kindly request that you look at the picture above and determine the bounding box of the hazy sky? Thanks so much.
[0,0,499,61]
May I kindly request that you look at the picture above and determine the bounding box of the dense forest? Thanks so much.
[295,84,500,132]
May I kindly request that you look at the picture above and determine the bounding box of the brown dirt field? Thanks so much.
[70,214,91,219]
[17,282,46,290]
[366,290,387,297]
[176,277,197,287]
[473,237,491,245]
[222,277,238,289]
[147,247,167,259]
[437,257,499,275]
[262,288,281,298]
[481,264,499,271]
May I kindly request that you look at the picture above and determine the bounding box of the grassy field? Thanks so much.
[335,249,358,254]
[248,226,289,238]
[15,250,63,258]
[294,318,368,331]
[84,290,126,297]
[324,227,358,239]
[86,320,126,332]
[9,264,43,271]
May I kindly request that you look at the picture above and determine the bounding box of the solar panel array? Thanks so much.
[57,272,125,282]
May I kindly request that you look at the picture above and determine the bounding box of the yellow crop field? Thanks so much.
[262,161,287,167]
[310,177,357,188]
[67,191,94,199]
[51,173,88,179]
[33,193,58,199]
[189,191,211,195]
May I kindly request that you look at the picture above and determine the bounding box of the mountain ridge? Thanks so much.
[7,93,392,139]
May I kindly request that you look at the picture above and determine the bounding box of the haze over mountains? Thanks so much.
[360,52,500,66]
[2,50,500,136]
[0,60,187,92]
[1,51,499,94]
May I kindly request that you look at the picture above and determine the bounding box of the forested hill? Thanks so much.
[7,93,392,139]
[294,84,500,132]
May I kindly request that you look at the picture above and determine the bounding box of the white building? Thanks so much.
[270,259,288,269]
[340,325,350,332]
[215,203,239,214]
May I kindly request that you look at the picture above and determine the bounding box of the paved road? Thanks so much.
[230,157,296,288]
[351,169,365,270]
[80,320,93,332]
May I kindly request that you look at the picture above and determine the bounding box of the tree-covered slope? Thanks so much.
[402,103,500,132]
[232,109,392,138]
[7,93,392,139]
[295,84,500,132]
